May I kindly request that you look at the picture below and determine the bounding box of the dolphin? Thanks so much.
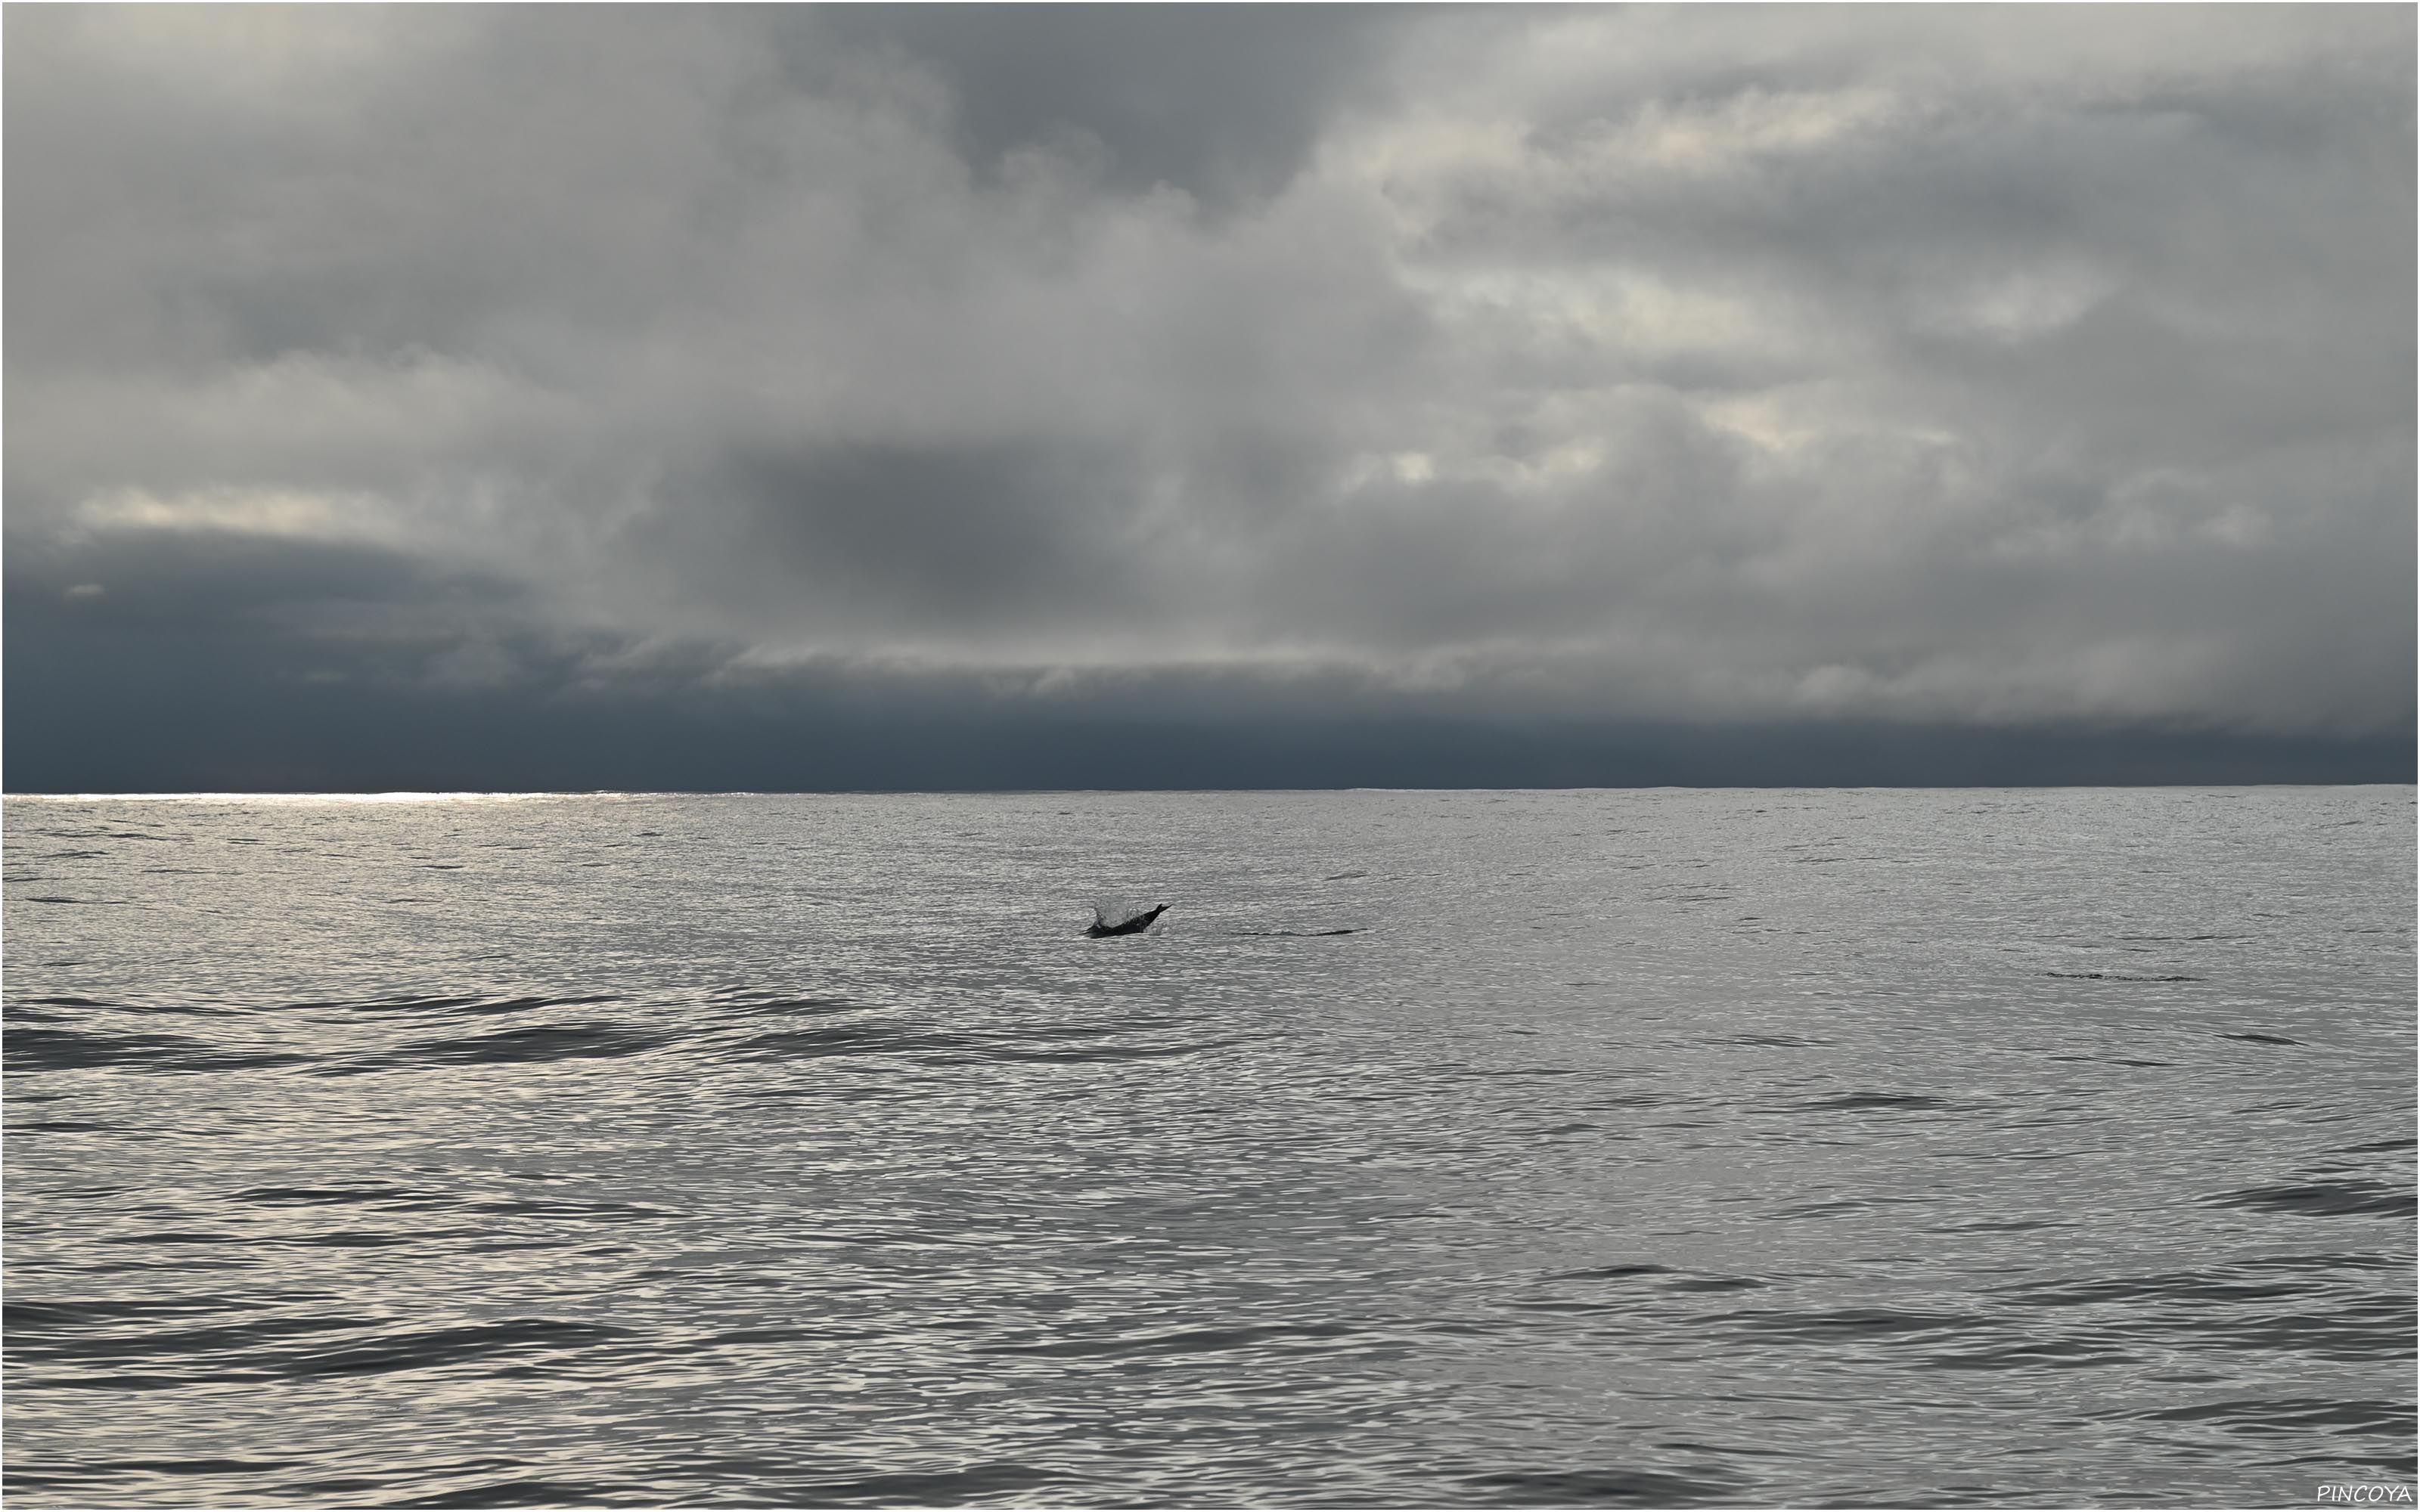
[1087,903,1168,937]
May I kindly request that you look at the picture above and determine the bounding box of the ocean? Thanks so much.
[4,789,2412,1507]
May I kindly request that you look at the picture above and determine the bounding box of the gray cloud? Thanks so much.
[5,4,2412,788]
[807,5,1407,207]
[662,439,1171,640]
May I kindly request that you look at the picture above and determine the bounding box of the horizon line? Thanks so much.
[8,782,2415,801]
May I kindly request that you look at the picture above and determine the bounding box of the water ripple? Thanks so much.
[6,789,2411,1507]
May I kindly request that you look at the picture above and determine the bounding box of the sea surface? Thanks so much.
[4,789,2413,1508]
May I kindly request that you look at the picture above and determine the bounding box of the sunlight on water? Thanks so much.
[17,792,620,806]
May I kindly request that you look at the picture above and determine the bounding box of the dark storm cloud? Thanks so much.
[808,5,1406,206]
[4,5,2412,789]
[9,528,475,627]
[11,564,2403,793]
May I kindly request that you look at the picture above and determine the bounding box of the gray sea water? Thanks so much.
[4,789,2413,1508]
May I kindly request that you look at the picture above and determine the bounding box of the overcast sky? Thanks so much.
[6,5,2412,789]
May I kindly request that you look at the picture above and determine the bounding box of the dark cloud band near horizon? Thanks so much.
[5,5,2413,789]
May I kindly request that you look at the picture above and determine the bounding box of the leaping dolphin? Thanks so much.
[1087,903,1168,937]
